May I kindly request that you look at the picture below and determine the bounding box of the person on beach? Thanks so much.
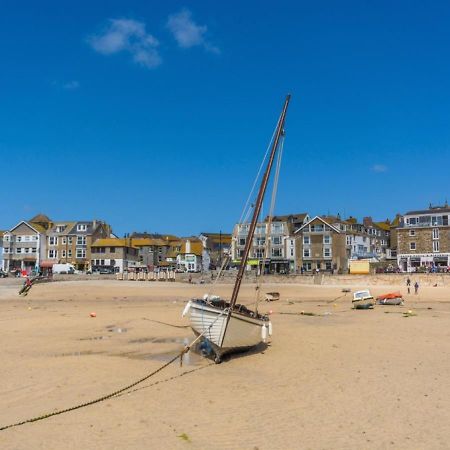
[407,277,411,294]
[414,281,419,294]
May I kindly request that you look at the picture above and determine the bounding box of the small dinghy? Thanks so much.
[376,292,403,305]
[352,290,375,309]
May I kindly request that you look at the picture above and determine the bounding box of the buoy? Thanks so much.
[90,312,97,318]
[182,302,191,317]
[261,325,268,341]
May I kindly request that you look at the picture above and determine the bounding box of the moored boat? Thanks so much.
[182,95,291,362]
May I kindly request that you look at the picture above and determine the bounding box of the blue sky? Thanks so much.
[1,1,449,235]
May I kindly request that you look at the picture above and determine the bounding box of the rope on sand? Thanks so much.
[0,309,227,432]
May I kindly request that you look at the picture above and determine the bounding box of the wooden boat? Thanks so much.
[376,291,403,305]
[182,95,291,363]
[352,290,375,309]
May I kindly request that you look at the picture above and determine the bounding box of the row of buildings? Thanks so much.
[1,203,449,274]
[230,204,450,273]
[0,214,231,274]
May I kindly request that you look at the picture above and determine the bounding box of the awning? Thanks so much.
[39,260,56,268]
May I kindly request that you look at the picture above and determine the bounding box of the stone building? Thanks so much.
[397,204,450,271]
[294,216,347,273]
[91,238,139,272]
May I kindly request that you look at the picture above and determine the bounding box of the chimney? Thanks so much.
[186,240,191,254]
[363,216,373,227]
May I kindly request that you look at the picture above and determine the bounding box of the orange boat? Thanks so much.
[376,292,403,305]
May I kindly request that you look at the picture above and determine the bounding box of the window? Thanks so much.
[410,242,416,250]
[77,236,87,245]
[346,236,352,245]
[272,248,282,257]
[303,262,312,271]
[290,248,294,257]
[17,236,22,242]
[77,224,87,231]
[4,235,10,242]
[303,248,311,258]
[272,236,282,245]
[48,250,58,258]
[238,238,246,246]
[24,236,31,242]
[272,223,283,233]
[67,249,72,258]
[3,248,9,254]
[409,230,415,236]
[32,247,37,253]
[256,237,266,246]
[62,237,67,245]
[433,241,440,252]
[323,235,331,244]
[324,247,331,257]
[16,248,22,254]
[256,225,266,234]
[68,237,73,245]
[255,249,264,258]
[32,235,38,241]
[62,250,66,258]
[110,247,116,253]
[303,235,310,245]
[49,236,58,245]
[310,224,323,232]
[325,262,332,270]
[76,248,86,258]
[444,215,449,226]
[432,228,439,240]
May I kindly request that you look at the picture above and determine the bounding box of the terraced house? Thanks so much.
[397,204,450,271]
[231,220,296,273]
[295,216,347,272]
[2,221,46,273]
[44,220,111,271]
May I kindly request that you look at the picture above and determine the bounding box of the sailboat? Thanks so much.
[182,95,291,363]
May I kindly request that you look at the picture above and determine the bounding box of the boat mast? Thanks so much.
[229,94,291,310]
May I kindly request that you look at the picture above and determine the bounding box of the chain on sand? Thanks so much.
[0,351,185,432]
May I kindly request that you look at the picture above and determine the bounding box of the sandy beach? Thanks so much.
[1,278,450,449]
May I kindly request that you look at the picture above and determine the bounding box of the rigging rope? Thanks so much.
[238,117,281,225]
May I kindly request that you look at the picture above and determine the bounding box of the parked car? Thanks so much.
[0,270,8,278]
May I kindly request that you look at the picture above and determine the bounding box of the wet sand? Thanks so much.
[1,279,450,449]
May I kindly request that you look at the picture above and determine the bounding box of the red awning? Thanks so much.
[39,260,56,268]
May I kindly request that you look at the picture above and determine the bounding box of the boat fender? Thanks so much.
[203,293,209,300]
[182,301,191,317]
[268,321,273,336]
[261,325,268,342]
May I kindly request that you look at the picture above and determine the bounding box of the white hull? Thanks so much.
[183,300,271,357]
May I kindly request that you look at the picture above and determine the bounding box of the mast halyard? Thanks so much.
[228,94,291,310]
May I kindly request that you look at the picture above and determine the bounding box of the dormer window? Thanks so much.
[56,225,66,233]
[77,224,87,232]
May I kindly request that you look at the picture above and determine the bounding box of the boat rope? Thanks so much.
[254,134,285,312]
[238,118,280,225]
[0,310,225,433]
[141,318,190,329]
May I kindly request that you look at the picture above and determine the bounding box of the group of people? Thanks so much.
[406,277,419,294]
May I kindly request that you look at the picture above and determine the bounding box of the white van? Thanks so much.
[52,263,76,274]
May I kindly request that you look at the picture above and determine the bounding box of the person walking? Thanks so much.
[406,277,411,294]
[414,281,419,295]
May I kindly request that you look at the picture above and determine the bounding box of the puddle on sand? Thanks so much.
[113,338,205,366]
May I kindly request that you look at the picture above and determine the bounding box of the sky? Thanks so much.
[1,1,450,236]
